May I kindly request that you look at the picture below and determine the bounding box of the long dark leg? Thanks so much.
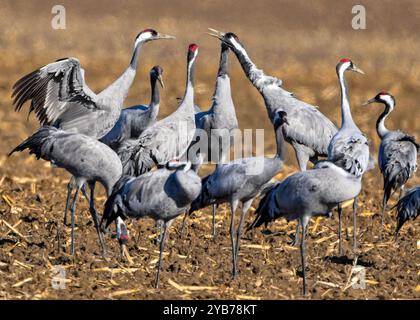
[63,177,75,225]
[64,177,89,226]
[379,194,387,241]
[212,203,217,239]
[337,204,343,256]
[352,196,358,252]
[70,185,81,256]
[156,220,164,245]
[234,199,253,273]
[291,221,301,246]
[156,220,170,289]
[300,219,308,296]
[88,183,107,256]
[229,199,239,278]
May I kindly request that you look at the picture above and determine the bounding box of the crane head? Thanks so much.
[187,43,199,61]
[337,58,365,75]
[150,65,164,88]
[273,111,289,130]
[207,28,242,49]
[363,92,395,107]
[134,29,175,47]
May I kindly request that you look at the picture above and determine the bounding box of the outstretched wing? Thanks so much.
[12,57,98,127]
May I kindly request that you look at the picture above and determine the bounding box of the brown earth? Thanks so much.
[0,0,419,299]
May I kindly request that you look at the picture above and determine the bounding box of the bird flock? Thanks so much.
[8,28,419,295]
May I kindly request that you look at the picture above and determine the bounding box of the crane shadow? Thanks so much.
[324,255,375,268]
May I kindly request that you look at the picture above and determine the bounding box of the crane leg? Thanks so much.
[300,218,309,296]
[379,195,387,241]
[234,199,253,272]
[88,182,107,256]
[229,199,239,279]
[156,220,171,289]
[352,196,358,253]
[70,184,81,256]
[64,176,90,225]
[156,220,164,245]
[337,204,343,256]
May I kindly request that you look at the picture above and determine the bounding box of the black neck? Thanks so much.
[130,42,142,69]
[150,74,159,106]
[217,43,229,77]
[273,123,285,160]
[229,43,254,80]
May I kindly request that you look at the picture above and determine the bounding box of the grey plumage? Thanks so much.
[12,29,175,230]
[100,161,201,288]
[100,66,164,151]
[207,29,337,171]
[189,111,287,277]
[191,41,238,165]
[365,92,418,238]
[9,126,122,255]
[249,160,362,295]
[12,30,174,139]
[328,59,369,177]
[327,59,368,254]
[395,186,420,238]
[119,44,198,175]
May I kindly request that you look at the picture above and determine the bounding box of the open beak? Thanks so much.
[156,33,176,40]
[362,98,377,106]
[207,28,225,40]
[157,75,164,88]
[351,65,365,75]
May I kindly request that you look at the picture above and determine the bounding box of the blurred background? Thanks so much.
[0,0,419,299]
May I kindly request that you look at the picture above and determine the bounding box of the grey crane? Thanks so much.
[100,161,201,288]
[100,65,164,151]
[192,41,238,165]
[207,29,338,171]
[248,161,362,295]
[364,92,419,239]
[118,44,199,176]
[189,111,287,278]
[9,126,122,255]
[328,58,368,255]
[11,29,174,226]
[394,186,420,239]
[184,41,239,237]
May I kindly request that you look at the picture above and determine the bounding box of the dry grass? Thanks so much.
[0,0,419,299]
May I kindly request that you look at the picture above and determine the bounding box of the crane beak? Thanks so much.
[351,65,365,75]
[157,75,164,88]
[156,33,176,40]
[362,98,376,105]
[207,28,225,40]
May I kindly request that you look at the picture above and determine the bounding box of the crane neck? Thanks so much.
[217,43,229,77]
[129,41,143,70]
[273,122,286,161]
[376,102,394,138]
[228,40,264,90]
[337,66,356,128]
[179,51,197,109]
[149,73,160,108]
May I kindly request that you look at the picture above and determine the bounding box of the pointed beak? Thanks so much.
[157,75,164,88]
[284,118,290,126]
[362,98,377,106]
[207,28,225,40]
[351,65,365,75]
[156,33,176,40]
